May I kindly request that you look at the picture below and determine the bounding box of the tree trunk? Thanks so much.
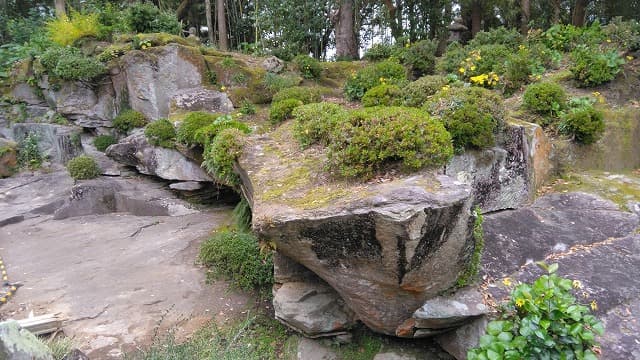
[205,0,214,45]
[55,0,66,17]
[335,0,359,60]
[551,0,562,24]
[520,0,530,34]
[572,0,588,26]
[382,0,403,41]
[216,0,228,50]
[471,0,482,36]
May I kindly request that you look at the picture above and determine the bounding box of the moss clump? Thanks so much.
[112,110,147,133]
[292,102,349,148]
[456,207,484,287]
[272,86,322,104]
[361,84,403,107]
[67,155,101,180]
[292,55,322,80]
[269,99,303,125]
[144,119,176,148]
[328,106,453,179]
[176,111,218,146]
[199,229,273,291]
[93,135,117,152]
[202,128,246,186]
[193,114,251,146]
[559,105,605,145]
[344,59,407,100]
[523,82,566,116]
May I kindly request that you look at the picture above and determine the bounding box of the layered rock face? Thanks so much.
[236,129,477,336]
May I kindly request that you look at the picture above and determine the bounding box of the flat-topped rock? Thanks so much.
[236,123,476,336]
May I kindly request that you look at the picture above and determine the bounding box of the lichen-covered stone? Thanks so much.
[12,123,83,164]
[236,127,475,336]
[0,320,54,360]
[170,88,234,114]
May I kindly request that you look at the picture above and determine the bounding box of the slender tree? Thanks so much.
[217,0,228,50]
[335,0,359,59]
[572,0,588,26]
[520,0,530,34]
[205,0,214,45]
[55,0,65,17]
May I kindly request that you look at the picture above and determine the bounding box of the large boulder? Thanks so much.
[0,138,18,178]
[106,131,212,181]
[119,44,206,120]
[237,128,475,336]
[12,123,83,164]
[0,320,54,360]
[445,120,552,212]
[436,192,640,359]
[170,87,234,115]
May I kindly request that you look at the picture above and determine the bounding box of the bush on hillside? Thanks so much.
[570,45,625,87]
[127,2,181,35]
[201,128,246,186]
[193,114,251,147]
[39,47,106,81]
[559,103,605,145]
[362,84,402,107]
[327,106,453,179]
[292,102,348,148]
[523,82,566,116]
[176,111,218,146]
[112,110,147,133]
[271,86,321,104]
[67,155,101,180]
[292,55,322,80]
[344,59,407,101]
[46,10,100,46]
[269,99,303,125]
[468,27,523,49]
[402,75,447,107]
[404,39,437,78]
[144,119,176,148]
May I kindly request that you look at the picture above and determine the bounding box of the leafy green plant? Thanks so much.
[468,262,604,360]
[93,135,117,152]
[363,43,395,61]
[239,100,256,115]
[401,75,447,107]
[67,155,101,180]
[328,106,453,179]
[523,82,566,118]
[201,128,246,186]
[40,47,106,82]
[261,72,300,93]
[127,2,182,35]
[97,43,131,62]
[445,103,496,152]
[543,23,605,52]
[570,45,625,87]
[193,114,251,147]
[293,54,322,80]
[439,41,468,74]
[17,132,43,169]
[604,17,640,51]
[232,196,252,232]
[112,110,147,133]
[404,39,437,78]
[361,84,402,107]
[176,111,218,146]
[199,229,273,291]
[292,102,348,148]
[468,27,523,49]
[269,99,303,125]
[344,59,407,101]
[271,86,321,104]
[144,119,176,148]
[46,10,100,46]
[559,100,605,145]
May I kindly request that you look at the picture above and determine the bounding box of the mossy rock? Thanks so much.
[135,33,200,48]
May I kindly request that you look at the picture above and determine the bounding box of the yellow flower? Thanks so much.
[470,65,477,71]
[220,86,226,91]
[459,67,466,74]
[502,277,513,287]
[441,85,450,91]
[592,91,601,97]
[519,45,526,51]
[515,298,525,307]
[572,280,583,289]
[590,300,598,311]
[606,39,612,43]
[627,56,634,61]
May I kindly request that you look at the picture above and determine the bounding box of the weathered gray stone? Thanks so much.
[170,87,234,114]
[106,131,212,181]
[445,120,552,212]
[295,338,338,360]
[53,177,198,220]
[169,181,203,191]
[10,83,46,106]
[436,193,640,359]
[374,352,419,360]
[410,288,487,334]
[120,44,205,120]
[0,138,18,178]
[262,56,285,73]
[0,320,54,360]
[238,134,475,337]
[61,348,90,360]
[12,123,83,164]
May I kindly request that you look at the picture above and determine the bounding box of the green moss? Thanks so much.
[176,111,218,146]
[269,99,303,125]
[135,33,198,47]
[93,135,117,152]
[144,118,176,148]
[112,109,147,133]
[67,155,101,180]
[549,171,640,209]
[456,207,484,287]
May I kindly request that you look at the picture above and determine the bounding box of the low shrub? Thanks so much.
[362,84,402,107]
[468,27,523,49]
[269,99,303,125]
[17,132,43,169]
[46,10,100,46]
[523,82,566,117]
[292,55,322,80]
[543,23,605,52]
[327,106,453,179]
[239,100,256,115]
[199,229,273,291]
[97,43,131,62]
[402,75,447,107]
[127,2,182,35]
[404,39,437,78]
[604,17,640,51]
[292,102,348,148]
[67,155,101,180]
[93,135,117,152]
[176,111,218,146]
[439,42,467,74]
[570,45,625,87]
[468,262,604,360]
[261,72,301,93]
[364,43,394,61]
[112,110,147,133]
[559,103,605,145]
[40,47,106,81]
[201,128,246,186]
[144,119,176,148]
[458,45,511,80]
[271,86,321,104]
[193,114,251,147]
[344,59,407,101]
